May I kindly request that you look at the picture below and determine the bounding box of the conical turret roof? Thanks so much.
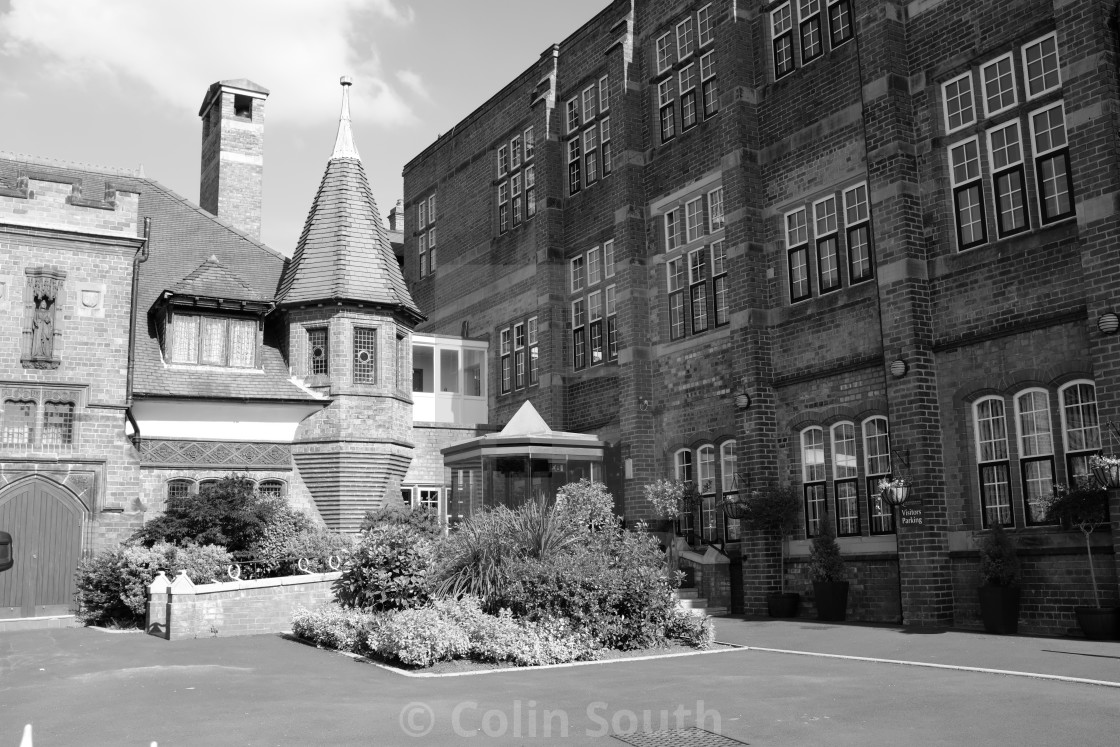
[276,77,422,321]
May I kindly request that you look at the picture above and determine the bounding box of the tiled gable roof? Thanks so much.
[167,255,268,302]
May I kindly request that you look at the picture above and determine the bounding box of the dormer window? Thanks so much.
[170,313,257,367]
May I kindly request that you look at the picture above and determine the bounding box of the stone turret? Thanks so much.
[277,77,425,531]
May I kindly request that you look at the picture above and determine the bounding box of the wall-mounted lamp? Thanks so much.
[638,397,650,411]
[1098,312,1120,335]
[889,359,908,378]
[735,392,751,410]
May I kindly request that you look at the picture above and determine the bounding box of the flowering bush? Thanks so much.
[555,479,619,534]
[664,610,716,649]
[368,604,472,667]
[291,605,377,654]
[75,542,231,627]
[643,479,687,518]
[334,524,434,612]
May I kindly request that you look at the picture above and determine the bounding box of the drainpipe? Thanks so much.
[125,217,152,443]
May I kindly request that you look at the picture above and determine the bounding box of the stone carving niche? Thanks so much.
[22,268,67,369]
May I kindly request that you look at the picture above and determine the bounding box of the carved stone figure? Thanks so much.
[30,297,54,359]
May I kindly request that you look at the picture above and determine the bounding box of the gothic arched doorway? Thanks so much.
[0,477,85,619]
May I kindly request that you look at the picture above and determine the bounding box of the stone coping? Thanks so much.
[151,570,342,596]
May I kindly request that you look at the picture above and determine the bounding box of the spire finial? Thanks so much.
[331,75,361,161]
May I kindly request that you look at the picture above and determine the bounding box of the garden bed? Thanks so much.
[283,632,740,677]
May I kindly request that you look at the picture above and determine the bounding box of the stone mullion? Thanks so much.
[858,1,952,625]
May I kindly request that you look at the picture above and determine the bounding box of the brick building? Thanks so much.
[402,0,1120,632]
[0,78,423,622]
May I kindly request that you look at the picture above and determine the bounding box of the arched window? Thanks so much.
[830,422,859,536]
[697,445,717,541]
[1058,380,1100,485]
[198,479,220,495]
[974,396,1012,527]
[801,426,826,537]
[167,479,194,502]
[42,400,75,448]
[720,440,738,493]
[862,416,893,534]
[257,480,285,500]
[673,448,694,538]
[1014,388,1056,525]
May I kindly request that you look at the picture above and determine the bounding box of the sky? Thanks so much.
[0,0,609,253]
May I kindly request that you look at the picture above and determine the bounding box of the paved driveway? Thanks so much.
[2,623,1118,745]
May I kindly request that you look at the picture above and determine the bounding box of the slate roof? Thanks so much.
[166,255,268,303]
[0,152,320,403]
[275,86,423,321]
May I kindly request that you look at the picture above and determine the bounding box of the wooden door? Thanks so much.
[0,479,84,618]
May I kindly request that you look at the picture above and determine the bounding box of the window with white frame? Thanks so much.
[665,207,681,251]
[813,195,840,293]
[773,0,852,79]
[655,9,719,144]
[572,298,587,370]
[167,478,193,501]
[1015,389,1056,525]
[863,416,894,534]
[843,183,874,282]
[688,248,708,334]
[500,327,512,394]
[786,207,811,302]
[708,187,724,232]
[802,426,827,537]
[589,290,604,365]
[799,0,823,65]
[675,447,695,536]
[712,240,729,326]
[514,322,526,389]
[698,444,718,541]
[1059,380,1101,484]
[571,244,619,368]
[721,439,739,540]
[497,127,535,234]
[527,317,539,385]
[417,192,436,275]
[942,33,1074,251]
[685,197,704,243]
[831,421,860,536]
[974,396,1013,527]
[679,63,698,130]
[667,255,686,341]
[565,77,611,195]
[698,4,714,46]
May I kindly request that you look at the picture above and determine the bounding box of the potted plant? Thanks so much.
[1045,480,1118,640]
[643,478,692,584]
[976,522,1021,634]
[808,516,848,621]
[740,484,802,617]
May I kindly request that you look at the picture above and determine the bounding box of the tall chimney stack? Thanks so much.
[198,79,269,240]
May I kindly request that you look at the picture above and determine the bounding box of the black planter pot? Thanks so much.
[1075,607,1119,640]
[766,592,801,618]
[977,585,1020,634]
[812,581,850,622]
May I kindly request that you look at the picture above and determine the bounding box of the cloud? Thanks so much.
[0,0,417,128]
[396,69,430,101]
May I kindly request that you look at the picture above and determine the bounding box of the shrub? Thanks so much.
[497,529,680,650]
[291,604,378,654]
[665,610,716,649]
[643,478,686,519]
[368,605,472,668]
[253,519,354,577]
[75,542,231,627]
[807,517,846,583]
[334,524,434,612]
[432,506,518,601]
[131,475,285,552]
[977,522,1020,587]
[360,501,443,538]
[555,479,619,534]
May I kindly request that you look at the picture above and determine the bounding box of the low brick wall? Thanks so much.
[146,571,340,641]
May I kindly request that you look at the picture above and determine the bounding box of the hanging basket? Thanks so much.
[1091,462,1120,490]
[880,485,911,507]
